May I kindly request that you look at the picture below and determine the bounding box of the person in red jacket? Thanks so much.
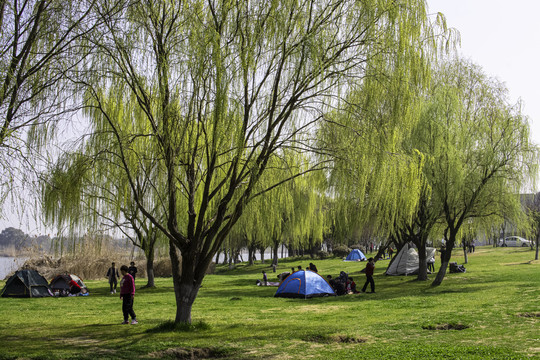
[361,258,376,293]
[69,279,81,295]
[119,265,137,324]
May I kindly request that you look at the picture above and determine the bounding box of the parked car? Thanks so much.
[498,236,532,247]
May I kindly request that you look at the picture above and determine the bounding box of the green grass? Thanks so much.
[0,247,539,359]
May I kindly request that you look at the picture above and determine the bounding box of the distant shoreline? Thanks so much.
[0,251,35,258]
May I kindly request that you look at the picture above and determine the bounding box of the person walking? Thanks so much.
[106,262,120,294]
[361,258,376,293]
[128,261,138,280]
[119,265,137,325]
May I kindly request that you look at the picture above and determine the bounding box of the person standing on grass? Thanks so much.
[128,261,138,280]
[120,265,137,325]
[361,257,375,293]
[106,262,119,294]
[388,247,394,259]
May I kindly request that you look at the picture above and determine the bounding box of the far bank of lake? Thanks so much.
[0,257,26,280]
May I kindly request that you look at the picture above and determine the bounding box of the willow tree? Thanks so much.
[227,151,325,265]
[317,9,453,251]
[79,0,443,323]
[0,0,100,216]
[422,59,538,286]
[41,139,167,288]
[526,193,540,260]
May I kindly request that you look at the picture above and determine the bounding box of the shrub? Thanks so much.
[332,245,350,258]
[317,250,330,259]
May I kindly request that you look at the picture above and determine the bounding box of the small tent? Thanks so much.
[385,245,436,275]
[50,274,88,296]
[344,249,366,261]
[274,270,336,298]
[1,269,51,298]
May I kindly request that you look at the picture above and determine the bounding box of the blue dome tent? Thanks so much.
[274,270,336,298]
[344,249,366,261]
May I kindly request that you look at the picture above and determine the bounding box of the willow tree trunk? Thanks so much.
[432,237,456,286]
[536,231,539,260]
[169,241,204,324]
[462,242,469,264]
[259,248,265,264]
[228,250,234,269]
[374,246,386,261]
[248,245,255,266]
[223,250,228,265]
[288,244,295,257]
[416,241,428,281]
[272,241,279,266]
[144,246,156,288]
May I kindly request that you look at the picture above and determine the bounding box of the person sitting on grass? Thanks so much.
[69,279,81,295]
[327,274,346,296]
[346,277,359,294]
[119,265,137,325]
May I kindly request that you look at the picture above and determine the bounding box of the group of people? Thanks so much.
[106,261,138,325]
[274,263,319,283]
[327,257,376,295]
[326,273,355,295]
[271,258,377,295]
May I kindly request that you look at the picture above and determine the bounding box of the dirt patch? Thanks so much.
[304,334,367,344]
[517,312,540,318]
[147,347,227,359]
[422,323,469,331]
[333,335,367,343]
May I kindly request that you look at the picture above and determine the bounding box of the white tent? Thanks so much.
[385,245,436,275]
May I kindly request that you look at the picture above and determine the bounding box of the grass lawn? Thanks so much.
[0,246,538,359]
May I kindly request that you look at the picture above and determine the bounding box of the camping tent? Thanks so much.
[344,249,366,261]
[1,269,51,298]
[274,270,336,298]
[50,274,88,296]
[385,245,436,275]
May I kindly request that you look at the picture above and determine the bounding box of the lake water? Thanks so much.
[0,257,26,280]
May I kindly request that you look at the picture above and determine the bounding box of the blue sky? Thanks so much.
[427,0,540,144]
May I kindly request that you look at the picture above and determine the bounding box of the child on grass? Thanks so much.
[119,265,137,325]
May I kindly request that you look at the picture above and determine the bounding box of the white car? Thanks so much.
[498,236,532,247]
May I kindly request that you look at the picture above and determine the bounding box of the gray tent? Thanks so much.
[1,269,51,297]
[386,245,436,275]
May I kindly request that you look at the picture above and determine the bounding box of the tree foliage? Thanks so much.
[68,0,443,323]
[421,59,538,286]
[0,0,98,216]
